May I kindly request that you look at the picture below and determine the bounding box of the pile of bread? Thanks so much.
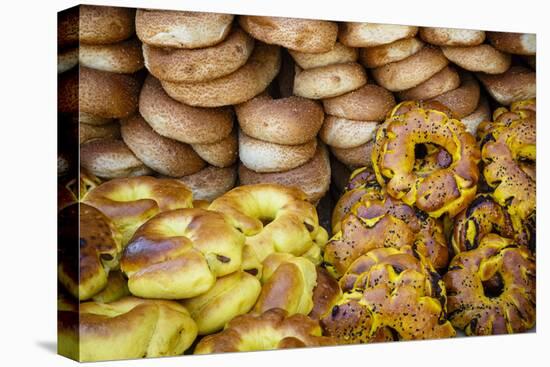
[57,5,536,362]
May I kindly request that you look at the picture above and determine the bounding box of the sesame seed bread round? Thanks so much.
[235,94,324,145]
[143,27,255,83]
[79,67,141,119]
[487,32,536,55]
[161,43,281,107]
[419,27,485,46]
[238,144,331,204]
[239,131,318,173]
[339,23,418,47]
[175,165,237,202]
[80,5,135,45]
[319,116,378,149]
[442,44,511,74]
[330,140,374,169]
[139,76,234,144]
[135,10,234,49]
[80,138,153,179]
[79,38,144,74]
[239,16,338,53]
[293,62,367,99]
[322,84,396,121]
[460,95,491,135]
[288,42,357,69]
[359,37,424,68]
[476,66,536,105]
[397,65,461,101]
[371,46,449,91]
[80,121,121,144]
[120,114,206,177]
[58,48,78,74]
[191,129,238,168]
[429,71,480,118]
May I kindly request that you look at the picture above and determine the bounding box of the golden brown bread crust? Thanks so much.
[161,43,281,107]
[58,68,78,113]
[419,27,485,46]
[191,129,238,168]
[139,76,234,145]
[429,71,480,118]
[322,84,396,122]
[120,114,206,177]
[143,27,255,83]
[83,176,193,245]
[372,102,480,218]
[239,16,338,53]
[359,37,424,68]
[79,67,141,119]
[371,46,449,91]
[289,42,357,69]
[175,165,237,202]
[444,234,535,335]
[236,94,324,145]
[194,308,335,353]
[397,65,461,101]
[487,32,536,55]
[80,121,121,144]
[90,270,130,303]
[121,208,246,299]
[135,10,234,48]
[80,139,152,179]
[80,6,135,45]
[238,144,331,203]
[59,297,197,361]
[441,44,511,74]
[339,23,418,47]
[330,140,374,169]
[319,116,378,149]
[476,66,536,105]
[239,131,317,173]
[293,62,368,99]
[309,267,342,320]
[79,38,144,74]
[58,47,78,74]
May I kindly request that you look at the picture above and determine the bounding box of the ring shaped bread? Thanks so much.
[143,27,255,83]
[90,270,130,304]
[121,208,246,299]
[238,144,331,204]
[444,234,535,335]
[235,94,324,145]
[58,297,197,362]
[324,187,448,277]
[319,116,378,149]
[429,71,480,118]
[451,194,530,255]
[476,66,536,105]
[293,62,368,99]
[238,131,317,173]
[176,165,237,202]
[397,66,461,101]
[419,27,485,46]
[139,76,234,145]
[80,121,121,144]
[372,101,481,218]
[208,184,328,265]
[253,253,317,316]
[339,23,418,47]
[487,32,536,55]
[161,43,280,107]
[79,38,144,74]
[477,100,536,229]
[309,267,342,320]
[79,67,141,119]
[321,247,455,344]
[120,114,206,177]
[80,139,153,179]
[182,271,261,335]
[359,37,424,68]
[194,308,335,354]
[441,44,511,74]
[135,10,234,48]
[330,140,374,169]
[58,203,122,301]
[371,46,449,92]
[239,16,338,53]
[191,128,238,168]
[80,5,135,45]
[289,42,357,69]
[84,176,193,246]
